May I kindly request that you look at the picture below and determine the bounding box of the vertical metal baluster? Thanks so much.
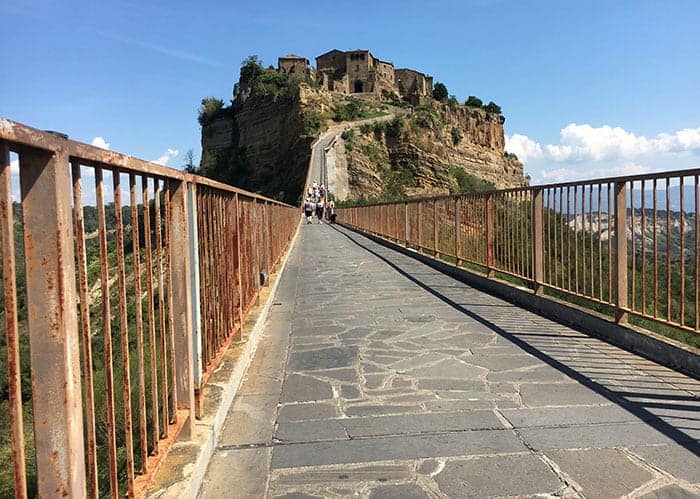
[129,173,148,473]
[95,167,119,496]
[71,162,98,497]
[576,185,588,296]
[567,186,572,291]
[631,181,636,313]
[142,176,160,452]
[641,181,647,316]
[608,183,613,303]
[1,143,27,499]
[574,185,579,293]
[598,185,603,300]
[653,179,658,318]
[666,178,672,321]
[113,169,135,495]
[235,194,244,334]
[589,185,594,298]
[680,176,685,326]
[154,180,169,433]
[694,175,700,331]
[165,182,178,420]
[546,189,552,286]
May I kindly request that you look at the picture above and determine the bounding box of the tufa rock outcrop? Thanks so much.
[199,53,526,204]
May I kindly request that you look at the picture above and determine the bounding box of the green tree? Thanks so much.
[465,95,483,107]
[483,101,502,114]
[447,95,459,111]
[432,82,448,102]
[198,97,224,126]
[240,55,264,82]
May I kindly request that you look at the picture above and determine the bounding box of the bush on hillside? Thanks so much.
[465,95,483,108]
[432,82,448,102]
[198,97,225,126]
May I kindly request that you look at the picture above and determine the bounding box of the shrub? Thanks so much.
[449,165,495,194]
[483,101,502,114]
[432,82,448,102]
[451,127,463,146]
[333,98,366,122]
[303,114,322,137]
[385,116,404,137]
[240,55,264,82]
[465,95,483,108]
[413,104,442,128]
[341,129,354,141]
[198,97,225,126]
[360,123,373,135]
[381,89,407,107]
[447,95,459,111]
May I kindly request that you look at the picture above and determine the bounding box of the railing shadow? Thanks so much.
[330,224,700,457]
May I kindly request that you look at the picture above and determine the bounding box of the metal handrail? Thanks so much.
[0,118,298,498]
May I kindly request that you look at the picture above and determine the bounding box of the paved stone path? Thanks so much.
[199,224,700,498]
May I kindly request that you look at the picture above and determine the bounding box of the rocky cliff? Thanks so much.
[337,101,525,201]
[200,86,328,205]
[199,59,526,204]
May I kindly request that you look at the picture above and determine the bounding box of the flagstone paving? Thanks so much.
[199,224,700,498]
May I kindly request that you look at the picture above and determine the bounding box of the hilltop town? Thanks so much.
[199,49,526,204]
[278,49,434,105]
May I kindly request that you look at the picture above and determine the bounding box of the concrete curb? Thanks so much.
[148,221,302,498]
[340,225,700,380]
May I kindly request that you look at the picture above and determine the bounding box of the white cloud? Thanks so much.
[10,158,19,174]
[505,134,542,163]
[545,124,700,162]
[91,136,110,149]
[536,161,652,184]
[153,148,179,166]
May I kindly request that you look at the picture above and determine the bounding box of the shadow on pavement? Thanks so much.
[330,224,700,457]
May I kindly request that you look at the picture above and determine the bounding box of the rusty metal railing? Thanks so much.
[338,168,700,336]
[0,119,298,498]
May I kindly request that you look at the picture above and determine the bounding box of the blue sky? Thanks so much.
[2,0,699,183]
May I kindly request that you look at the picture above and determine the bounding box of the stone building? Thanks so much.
[277,54,314,80]
[395,68,434,104]
[278,48,433,101]
[314,49,427,97]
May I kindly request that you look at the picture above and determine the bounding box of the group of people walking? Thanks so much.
[304,180,335,224]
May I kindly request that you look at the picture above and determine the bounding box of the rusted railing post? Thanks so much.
[404,202,409,247]
[1,142,27,499]
[486,193,495,277]
[168,179,196,437]
[264,201,271,286]
[532,188,544,294]
[187,183,204,416]
[19,146,87,497]
[417,201,423,251]
[234,193,244,338]
[455,197,462,265]
[615,181,628,323]
[433,200,439,257]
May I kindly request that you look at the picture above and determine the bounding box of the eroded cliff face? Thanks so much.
[340,102,526,200]
[200,86,332,204]
[200,83,525,204]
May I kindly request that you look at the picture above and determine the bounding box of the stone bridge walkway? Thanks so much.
[198,224,700,498]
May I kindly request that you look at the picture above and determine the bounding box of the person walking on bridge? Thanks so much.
[303,197,314,224]
[315,196,325,223]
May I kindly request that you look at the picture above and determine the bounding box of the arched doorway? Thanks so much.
[354,80,363,93]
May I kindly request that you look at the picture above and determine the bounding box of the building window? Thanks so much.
[355,64,360,71]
